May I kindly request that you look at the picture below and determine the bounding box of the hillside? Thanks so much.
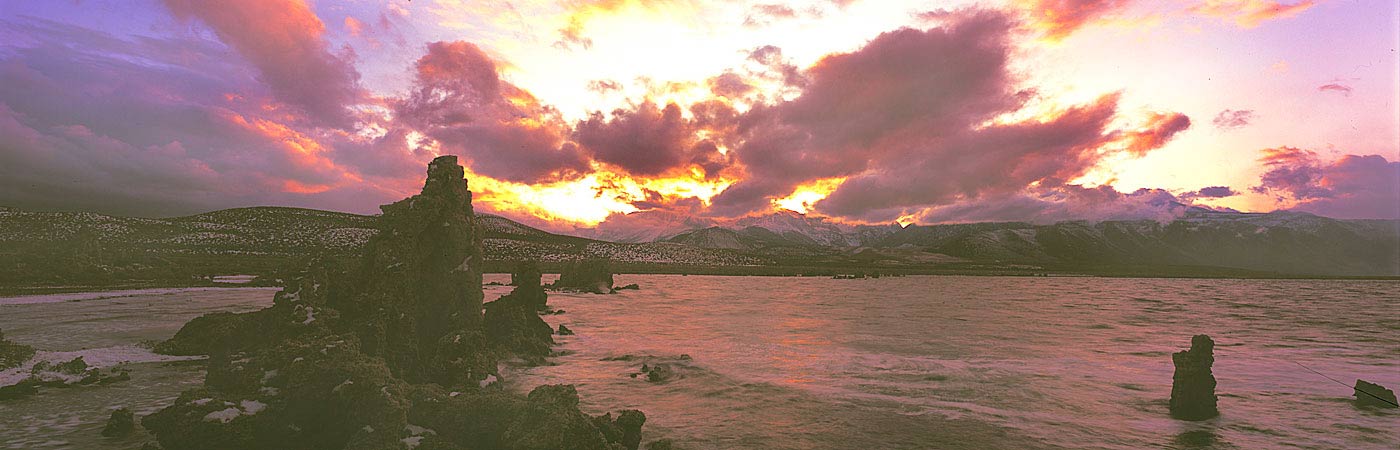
[1,205,1396,287]
[0,207,766,287]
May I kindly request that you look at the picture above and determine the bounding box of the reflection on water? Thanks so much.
[508,275,1400,449]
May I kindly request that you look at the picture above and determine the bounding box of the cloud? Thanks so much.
[709,10,1190,222]
[162,0,365,128]
[1011,0,1134,40]
[0,18,395,216]
[910,186,1207,224]
[1318,82,1353,96]
[1252,147,1400,219]
[1191,0,1317,28]
[1189,186,1240,198]
[553,17,594,50]
[394,41,590,183]
[574,102,696,176]
[743,4,800,28]
[1212,109,1255,130]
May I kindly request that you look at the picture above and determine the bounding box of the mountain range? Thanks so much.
[1,204,1396,288]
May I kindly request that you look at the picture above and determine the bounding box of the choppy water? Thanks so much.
[509,275,1400,449]
[1,277,1396,449]
[0,288,275,449]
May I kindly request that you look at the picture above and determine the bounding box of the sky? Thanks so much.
[0,0,1396,230]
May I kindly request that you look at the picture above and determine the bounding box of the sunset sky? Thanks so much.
[1,0,1396,230]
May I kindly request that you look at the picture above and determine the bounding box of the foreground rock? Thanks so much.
[1353,380,1399,408]
[0,356,130,401]
[1169,335,1218,421]
[553,260,616,294]
[0,328,35,370]
[145,156,647,450]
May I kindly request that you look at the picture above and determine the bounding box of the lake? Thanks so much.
[2,276,1397,449]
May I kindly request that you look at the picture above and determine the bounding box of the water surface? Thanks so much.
[512,275,1400,449]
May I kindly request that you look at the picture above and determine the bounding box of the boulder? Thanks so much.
[1169,335,1218,420]
[0,328,35,370]
[557,324,575,336]
[1353,379,1399,408]
[102,407,136,437]
[645,364,675,383]
[614,284,640,291]
[554,260,616,294]
[616,410,646,450]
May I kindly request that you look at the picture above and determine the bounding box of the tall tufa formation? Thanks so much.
[1169,334,1219,421]
[145,156,649,450]
[350,155,490,385]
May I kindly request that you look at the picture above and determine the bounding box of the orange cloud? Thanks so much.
[1013,0,1134,41]
[1191,0,1318,28]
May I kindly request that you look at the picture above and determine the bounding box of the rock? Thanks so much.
[142,157,644,450]
[614,284,640,291]
[1169,335,1218,421]
[484,283,556,361]
[0,381,39,400]
[0,328,36,370]
[645,364,674,383]
[553,260,615,294]
[557,324,574,336]
[510,260,549,311]
[1353,379,1399,408]
[102,407,136,437]
[504,385,613,450]
[616,410,646,450]
[645,439,675,450]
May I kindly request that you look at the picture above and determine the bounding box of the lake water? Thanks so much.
[2,276,1397,449]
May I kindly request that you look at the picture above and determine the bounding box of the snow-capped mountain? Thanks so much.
[574,210,717,243]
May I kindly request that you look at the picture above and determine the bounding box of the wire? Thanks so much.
[1290,360,1399,408]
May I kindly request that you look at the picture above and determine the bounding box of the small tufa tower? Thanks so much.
[1170,334,1219,420]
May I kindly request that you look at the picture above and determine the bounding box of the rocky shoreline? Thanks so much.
[136,156,659,450]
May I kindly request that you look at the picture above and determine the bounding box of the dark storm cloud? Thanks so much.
[1252,147,1400,219]
[394,41,591,183]
[162,0,365,128]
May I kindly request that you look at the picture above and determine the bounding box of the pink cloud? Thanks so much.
[1252,147,1399,219]
[162,0,365,128]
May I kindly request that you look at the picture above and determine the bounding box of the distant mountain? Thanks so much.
[0,207,767,286]
[1,205,1396,287]
[573,210,716,243]
[869,211,1400,276]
